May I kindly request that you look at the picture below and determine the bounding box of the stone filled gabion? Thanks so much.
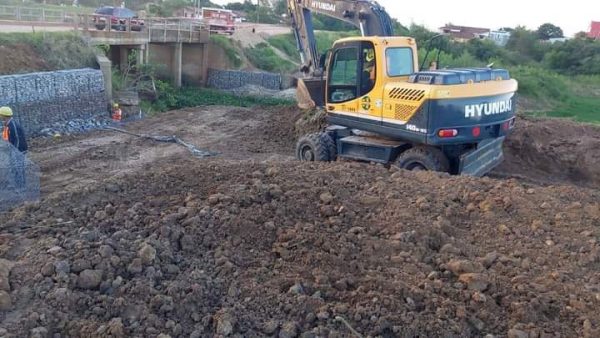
[208,68,282,90]
[0,68,108,137]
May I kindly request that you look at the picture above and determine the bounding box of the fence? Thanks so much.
[0,5,80,24]
[0,69,108,137]
[207,69,282,91]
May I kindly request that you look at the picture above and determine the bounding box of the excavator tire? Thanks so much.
[296,132,336,162]
[394,146,450,173]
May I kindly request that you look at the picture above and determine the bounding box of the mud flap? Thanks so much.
[459,137,505,177]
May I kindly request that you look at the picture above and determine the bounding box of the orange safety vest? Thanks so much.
[112,108,122,122]
[2,121,9,142]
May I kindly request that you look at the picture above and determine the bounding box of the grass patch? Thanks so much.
[511,67,600,123]
[266,34,300,61]
[244,42,295,73]
[210,35,243,68]
[537,96,600,124]
[0,31,97,71]
[142,81,294,113]
[266,31,356,63]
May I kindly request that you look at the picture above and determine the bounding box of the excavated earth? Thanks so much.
[1,106,600,338]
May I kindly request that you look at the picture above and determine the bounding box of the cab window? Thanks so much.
[386,48,414,76]
[328,47,358,103]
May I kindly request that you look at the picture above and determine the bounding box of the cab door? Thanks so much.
[326,41,360,117]
[357,41,383,122]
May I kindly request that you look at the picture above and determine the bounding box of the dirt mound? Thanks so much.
[497,116,600,189]
[1,159,600,337]
[0,44,49,75]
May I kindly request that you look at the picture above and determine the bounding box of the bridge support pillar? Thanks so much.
[173,42,183,88]
[119,47,129,72]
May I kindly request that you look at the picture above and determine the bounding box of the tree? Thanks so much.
[507,26,548,62]
[537,23,564,40]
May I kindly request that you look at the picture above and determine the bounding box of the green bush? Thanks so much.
[244,43,294,73]
[510,66,570,100]
[210,35,243,68]
[145,81,293,113]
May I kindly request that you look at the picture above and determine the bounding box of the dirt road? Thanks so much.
[1,106,600,337]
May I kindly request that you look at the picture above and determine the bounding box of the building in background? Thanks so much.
[487,29,511,46]
[172,6,201,19]
[439,24,490,42]
[589,21,600,39]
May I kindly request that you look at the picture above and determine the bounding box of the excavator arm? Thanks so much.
[287,0,394,107]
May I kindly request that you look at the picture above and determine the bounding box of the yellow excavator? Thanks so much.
[288,0,518,176]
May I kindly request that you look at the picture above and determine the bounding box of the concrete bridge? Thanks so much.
[0,5,212,88]
[77,15,211,89]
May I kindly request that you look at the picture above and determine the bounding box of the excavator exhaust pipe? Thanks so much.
[296,77,326,109]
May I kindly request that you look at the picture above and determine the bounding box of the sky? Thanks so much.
[210,0,600,37]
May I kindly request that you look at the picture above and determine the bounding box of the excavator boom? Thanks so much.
[288,0,393,107]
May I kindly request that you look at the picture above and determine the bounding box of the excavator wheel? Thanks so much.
[296,132,336,162]
[394,146,450,173]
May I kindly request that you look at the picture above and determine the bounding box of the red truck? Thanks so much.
[202,7,235,35]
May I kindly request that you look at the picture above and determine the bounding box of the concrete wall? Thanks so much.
[148,43,174,78]
[207,69,282,90]
[0,69,108,137]
[181,44,207,85]
[148,42,208,86]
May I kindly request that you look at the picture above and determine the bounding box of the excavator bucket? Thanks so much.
[296,77,325,109]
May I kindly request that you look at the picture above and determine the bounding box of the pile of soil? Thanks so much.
[1,159,599,337]
[496,116,600,189]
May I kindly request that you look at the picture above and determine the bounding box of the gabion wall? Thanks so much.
[0,69,108,137]
[0,142,40,211]
[207,68,282,90]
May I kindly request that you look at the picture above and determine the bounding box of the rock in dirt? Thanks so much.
[447,260,484,276]
[138,244,157,265]
[0,291,12,311]
[0,259,14,292]
[458,273,489,292]
[507,328,529,338]
[279,321,299,338]
[77,269,103,289]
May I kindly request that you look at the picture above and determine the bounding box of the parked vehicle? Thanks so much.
[201,7,235,35]
[93,6,144,31]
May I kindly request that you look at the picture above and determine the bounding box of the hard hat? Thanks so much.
[113,103,119,108]
[364,49,375,62]
[0,106,13,117]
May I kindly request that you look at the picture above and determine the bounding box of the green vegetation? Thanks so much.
[210,35,243,68]
[244,43,294,73]
[0,32,97,73]
[267,31,356,62]
[266,34,300,62]
[141,80,293,113]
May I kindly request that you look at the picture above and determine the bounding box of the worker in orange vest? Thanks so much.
[112,103,122,122]
[1,106,28,153]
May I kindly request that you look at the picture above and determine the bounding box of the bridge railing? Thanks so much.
[76,14,209,43]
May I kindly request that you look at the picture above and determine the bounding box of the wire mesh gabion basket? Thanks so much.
[0,142,40,212]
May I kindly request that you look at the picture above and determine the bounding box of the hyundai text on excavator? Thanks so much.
[288,0,518,176]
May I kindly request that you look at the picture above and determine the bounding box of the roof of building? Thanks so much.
[440,24,490,40]
[589,21,600,39]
